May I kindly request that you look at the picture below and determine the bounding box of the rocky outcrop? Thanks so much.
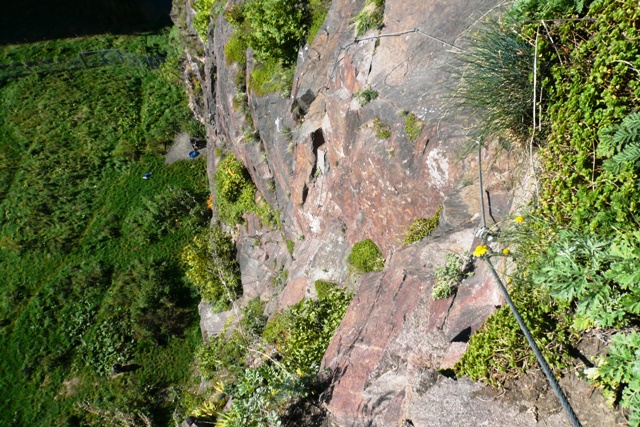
[173,0,623,425]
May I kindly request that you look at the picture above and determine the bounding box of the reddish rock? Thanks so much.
[277,277,307,310]
[174,0,622,424]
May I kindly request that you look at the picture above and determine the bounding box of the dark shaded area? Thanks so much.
[567,345,594,369]
[281,367,349,427]
[451,326,472,343]
[0,0,172,45]
[112,363,142,374]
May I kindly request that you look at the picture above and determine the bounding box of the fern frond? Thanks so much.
[613,111,640,146]
[603,143,640,174]
[615,143,640,164]
[598,111,640,158]
[621,111,640,132]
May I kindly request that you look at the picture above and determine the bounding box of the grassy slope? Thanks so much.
[0,31,207,426]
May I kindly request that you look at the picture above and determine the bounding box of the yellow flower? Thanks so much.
[473,245,489,257]
[514,215,524,223]
[503,248,510,255]
[507,277,513,284]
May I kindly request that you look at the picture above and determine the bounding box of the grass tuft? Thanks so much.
[373,118,392,139]
[449,19,534,143]
[352,0,385,36]
[404,112,423,142]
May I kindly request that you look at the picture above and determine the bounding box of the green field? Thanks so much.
[0,29,208,426]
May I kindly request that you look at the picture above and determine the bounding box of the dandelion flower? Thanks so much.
[507,277,513,284]
[514,215,524,223]
[473,245,489,257]
[503,248,510,255]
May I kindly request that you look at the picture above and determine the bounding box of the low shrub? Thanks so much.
[193,286,352,425]
[196,330,247,380]
[240,297,268,336]
[214,154,273,225]
[270,287,353,374]
[404,206,442,246]
[182,227,242,310]
[455,280,571,386]
[354,85,379,106]
[242,0,309,64]
[193,0,216,42]
[348,239,384,273]
[511,0,588,21]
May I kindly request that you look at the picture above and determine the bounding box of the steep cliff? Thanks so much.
[172,0,624,425]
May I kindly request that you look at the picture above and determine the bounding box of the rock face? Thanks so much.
[173,0,622,425]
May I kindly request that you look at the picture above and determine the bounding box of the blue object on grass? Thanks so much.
[188,150,199,158]
[143,172,152,179]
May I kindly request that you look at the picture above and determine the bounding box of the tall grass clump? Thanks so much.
[352,0,385,36]
[449,19,534,143]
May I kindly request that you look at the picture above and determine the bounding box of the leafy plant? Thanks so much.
[432,252,472,299]
[404,112,424,142]
[354,86,379,106]
[586,331,640,425]
[597,111,640,175]
[220,363,304,427]
[533,230,640,330]
[193,0,216,42]
[404,206,442,246]
[314,280,337,300]
[352,0,385,36]
[347,239,385,273]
